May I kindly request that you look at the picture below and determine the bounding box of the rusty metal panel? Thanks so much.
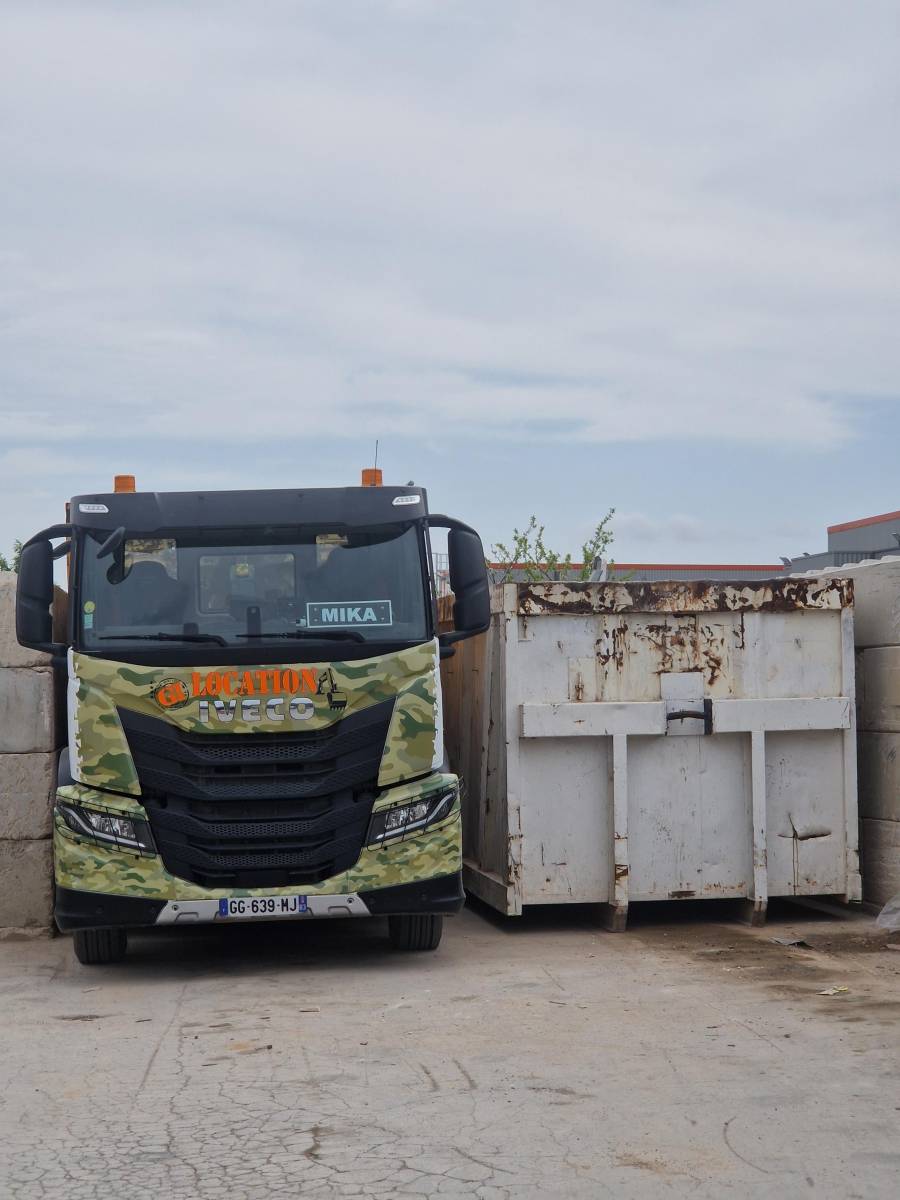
[517,577,852,617]
[765,731,847,896]
[626,733,752,901]
[443,578,860,923]
[520,737,612,903]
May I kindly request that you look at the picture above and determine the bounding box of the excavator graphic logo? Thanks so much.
[317,668,348,711]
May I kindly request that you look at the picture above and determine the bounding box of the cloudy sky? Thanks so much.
[2,0,898,566]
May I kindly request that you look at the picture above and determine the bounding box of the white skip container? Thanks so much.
[440,578,861,928]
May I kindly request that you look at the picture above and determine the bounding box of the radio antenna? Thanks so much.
[374,439,379,472]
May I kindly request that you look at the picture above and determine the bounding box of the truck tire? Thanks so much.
[73,928,128,965]
[388,914,443,951]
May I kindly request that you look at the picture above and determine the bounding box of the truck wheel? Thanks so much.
[73,928,128,965]
[388,914,443,951]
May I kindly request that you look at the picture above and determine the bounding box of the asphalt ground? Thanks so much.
[1,898,897,1199]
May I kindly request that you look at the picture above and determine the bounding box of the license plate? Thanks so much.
[217,895,308,920]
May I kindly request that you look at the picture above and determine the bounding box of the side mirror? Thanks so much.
[448,528,490,638]
[428,515,492,646]
[16,538,63,655]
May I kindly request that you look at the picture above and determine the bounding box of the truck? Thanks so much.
[15,473,490,964]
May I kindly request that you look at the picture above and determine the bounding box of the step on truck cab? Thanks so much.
[16,474,490,963]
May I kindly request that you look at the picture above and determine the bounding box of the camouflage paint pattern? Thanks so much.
[69,641,441,792]
[58,782,146,819]
[61,643,457,904]
[54,776,461,900]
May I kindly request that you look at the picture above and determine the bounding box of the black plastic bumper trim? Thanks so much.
[55,887,166,932]
[359,871,465,915]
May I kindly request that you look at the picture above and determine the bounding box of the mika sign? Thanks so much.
[307,601,392,628]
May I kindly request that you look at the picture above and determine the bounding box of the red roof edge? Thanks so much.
[489,562,786,572]
[487,562,587,570]
[609,564,785,572]
[827,509,900,535]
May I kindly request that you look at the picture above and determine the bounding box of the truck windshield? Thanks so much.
[77,525,430,649]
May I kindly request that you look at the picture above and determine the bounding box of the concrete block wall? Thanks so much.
[0,574,59,936]
[811,557,900,906]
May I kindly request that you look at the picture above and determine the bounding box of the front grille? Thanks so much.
[118,699,395,888]
[118,703,392,802]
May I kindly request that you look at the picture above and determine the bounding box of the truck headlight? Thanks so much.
[58,803,156,856]
[367,786,458,848]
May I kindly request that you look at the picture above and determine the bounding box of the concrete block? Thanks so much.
[0,575,50,668]
[860,817,900,908]
[0,752,56,839]
[857,655,868,724]
[0,839,53,930]
[0,668,56,752]
[831,558,900,649]
[857,732,900,822]
[54,587,68,643]
[0,576,68,667]
[857,646,900,732]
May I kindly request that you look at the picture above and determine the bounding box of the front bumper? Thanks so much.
[55,871,464,931]
[54,772,465,931]
[54,772,462,918]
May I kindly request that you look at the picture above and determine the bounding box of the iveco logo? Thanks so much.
[198,697,315,724]
[392,494,421,506]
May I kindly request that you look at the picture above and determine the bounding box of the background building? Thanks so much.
[787,509,900,573]
[485,561,785,585]
[433,508,900,594]
[604,562,785,583]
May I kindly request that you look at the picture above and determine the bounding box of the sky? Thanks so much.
[2,0,899,567]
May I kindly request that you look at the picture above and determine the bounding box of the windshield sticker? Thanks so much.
[306,601,393,629]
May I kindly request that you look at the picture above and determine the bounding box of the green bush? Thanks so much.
[0,540,23,573]
[491,511,615,583]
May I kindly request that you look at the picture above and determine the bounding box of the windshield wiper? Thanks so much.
[236,630,366,643]
[98,633,229,646]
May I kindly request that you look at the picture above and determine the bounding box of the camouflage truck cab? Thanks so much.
[16,480,490,963]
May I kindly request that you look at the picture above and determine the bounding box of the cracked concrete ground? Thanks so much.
[0,899,898,1200]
